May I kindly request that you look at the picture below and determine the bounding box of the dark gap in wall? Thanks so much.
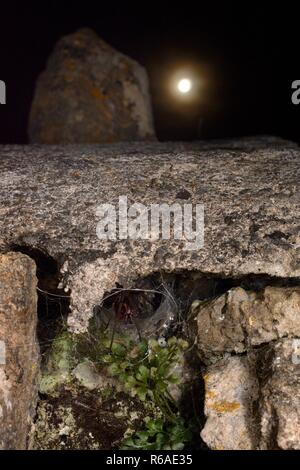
[10,244,71,360]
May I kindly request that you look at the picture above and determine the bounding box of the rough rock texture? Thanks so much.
[201,356,259,450]
[260,339,300,449]
[0,137,299,332]
[0,252,39,449]
[193,286,300,362]
[195,286,300,450]
[28,28,155,144]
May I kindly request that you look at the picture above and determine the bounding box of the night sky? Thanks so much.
[0,1,299,143]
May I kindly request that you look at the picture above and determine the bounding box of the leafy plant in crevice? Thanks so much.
[102,336,188,420]
[121,416,193,450]
[100,334,196,450]
[39,319,197,450]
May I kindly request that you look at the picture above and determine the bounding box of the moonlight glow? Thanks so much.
[177,78,192,94]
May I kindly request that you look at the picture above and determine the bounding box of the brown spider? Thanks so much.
[113,290,139,323]
[102,284,162,347]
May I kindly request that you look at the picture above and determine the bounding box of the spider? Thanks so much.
[113,290,145,322]
[102,285,161,348]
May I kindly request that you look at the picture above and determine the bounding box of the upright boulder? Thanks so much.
[0,252,39,449]
[28,28,155,144]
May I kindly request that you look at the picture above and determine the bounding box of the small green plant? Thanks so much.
[40,321,195,450]
[121,416,193,450]
[100,333,195,450]
[102,336,188,419]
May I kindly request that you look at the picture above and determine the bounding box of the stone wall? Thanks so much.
[0,253,39,449]
[0,137,299,332]
[0,137,299,449]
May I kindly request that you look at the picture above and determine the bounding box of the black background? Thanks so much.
[1,449,300,466]
[0,1,299,143]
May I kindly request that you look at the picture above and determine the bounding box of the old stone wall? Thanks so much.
[0,253,39,449]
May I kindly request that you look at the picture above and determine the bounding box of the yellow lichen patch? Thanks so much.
[202,373,209,383]
[208,400,240,413]
[206,390,217,399]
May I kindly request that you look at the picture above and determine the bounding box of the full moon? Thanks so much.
[177,78,192,94]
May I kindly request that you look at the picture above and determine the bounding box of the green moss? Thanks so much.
[39,330,77,396]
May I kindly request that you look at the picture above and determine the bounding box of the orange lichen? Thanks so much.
[203,373,209,383]
[206,390,217,399]
[208,400,241,413]
[90,87,105,101]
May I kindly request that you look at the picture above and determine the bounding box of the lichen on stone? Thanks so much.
[39,330,76,396]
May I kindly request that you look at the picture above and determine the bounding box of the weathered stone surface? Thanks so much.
[0,252,39,449]
[260,339,300,449]
[0,137,299,332]
[201,356,259,450]
[29,28,155,144]
[196,287,300,450]
[193,286,300,362]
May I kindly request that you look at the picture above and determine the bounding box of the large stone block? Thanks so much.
[0,137,299,332]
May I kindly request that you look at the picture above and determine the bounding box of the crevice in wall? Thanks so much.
[10,244,71,360]
[7,245,299,450]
